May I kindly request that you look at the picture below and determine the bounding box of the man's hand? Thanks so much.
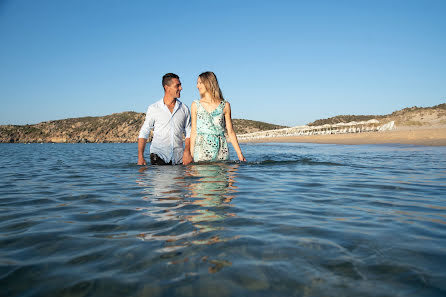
[182,150,193,165]
[138,157,147,165]
[138,138,148,165]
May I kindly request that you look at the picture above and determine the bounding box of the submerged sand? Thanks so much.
[238,126,446,146]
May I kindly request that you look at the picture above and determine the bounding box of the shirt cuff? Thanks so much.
[138,129,150,139]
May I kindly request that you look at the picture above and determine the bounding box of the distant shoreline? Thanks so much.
[2,103,445,144]
[2,127,445,146]
[238,126,446,146]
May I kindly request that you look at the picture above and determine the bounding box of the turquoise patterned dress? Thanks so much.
[193,100,229,162]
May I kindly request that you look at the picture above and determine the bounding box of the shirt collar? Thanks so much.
[158,98,182,113]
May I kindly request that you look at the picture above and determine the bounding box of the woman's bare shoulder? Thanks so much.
[223,100,231,111]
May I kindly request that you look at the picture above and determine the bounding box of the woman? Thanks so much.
[190,71,246,162]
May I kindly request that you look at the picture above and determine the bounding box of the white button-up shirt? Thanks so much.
[138,99,191,165]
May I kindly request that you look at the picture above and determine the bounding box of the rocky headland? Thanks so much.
[0,112,285,143]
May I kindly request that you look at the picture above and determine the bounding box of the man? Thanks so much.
[137,73,193,165]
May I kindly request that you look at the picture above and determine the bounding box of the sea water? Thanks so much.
[0,143,445,297]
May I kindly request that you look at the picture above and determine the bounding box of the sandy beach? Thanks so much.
[239,126,446,146]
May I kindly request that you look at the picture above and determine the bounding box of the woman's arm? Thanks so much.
[224,101,246,161]
[190,101,197,159]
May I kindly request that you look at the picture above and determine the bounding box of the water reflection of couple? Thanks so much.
[137,71,246,166]
[137,163,239,209]
[136,163,239,243]
[185,163,239,209]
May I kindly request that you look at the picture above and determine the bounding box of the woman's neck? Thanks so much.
[200,93,219,103]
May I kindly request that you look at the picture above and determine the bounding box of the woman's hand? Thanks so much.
[238,153,246,162]
[137,157,147,165]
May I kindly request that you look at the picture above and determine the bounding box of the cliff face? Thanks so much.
[0,112,286,143]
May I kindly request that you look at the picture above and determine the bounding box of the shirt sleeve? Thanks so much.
[184,105,191,139]
[138,106,154,139]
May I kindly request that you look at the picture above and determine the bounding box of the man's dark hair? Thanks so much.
[162,73,179,87]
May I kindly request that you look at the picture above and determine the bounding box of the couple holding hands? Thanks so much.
[137,72,246,166]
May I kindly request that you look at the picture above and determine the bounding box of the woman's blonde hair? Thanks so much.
[199,71,224,102]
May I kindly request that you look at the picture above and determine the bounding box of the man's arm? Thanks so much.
[137,106,154,165]
[138,138,148,165]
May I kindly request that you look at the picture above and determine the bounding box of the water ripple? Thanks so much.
[1,143,446,296]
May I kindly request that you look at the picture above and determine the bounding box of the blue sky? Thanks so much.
[1,0,445,126]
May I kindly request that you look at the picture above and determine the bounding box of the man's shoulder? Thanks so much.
[176,100,191,112]
[147,99,164,110]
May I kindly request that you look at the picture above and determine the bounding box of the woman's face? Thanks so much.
[197,77,207,95]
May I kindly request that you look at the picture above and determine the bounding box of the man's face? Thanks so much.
[165,78,182,98]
